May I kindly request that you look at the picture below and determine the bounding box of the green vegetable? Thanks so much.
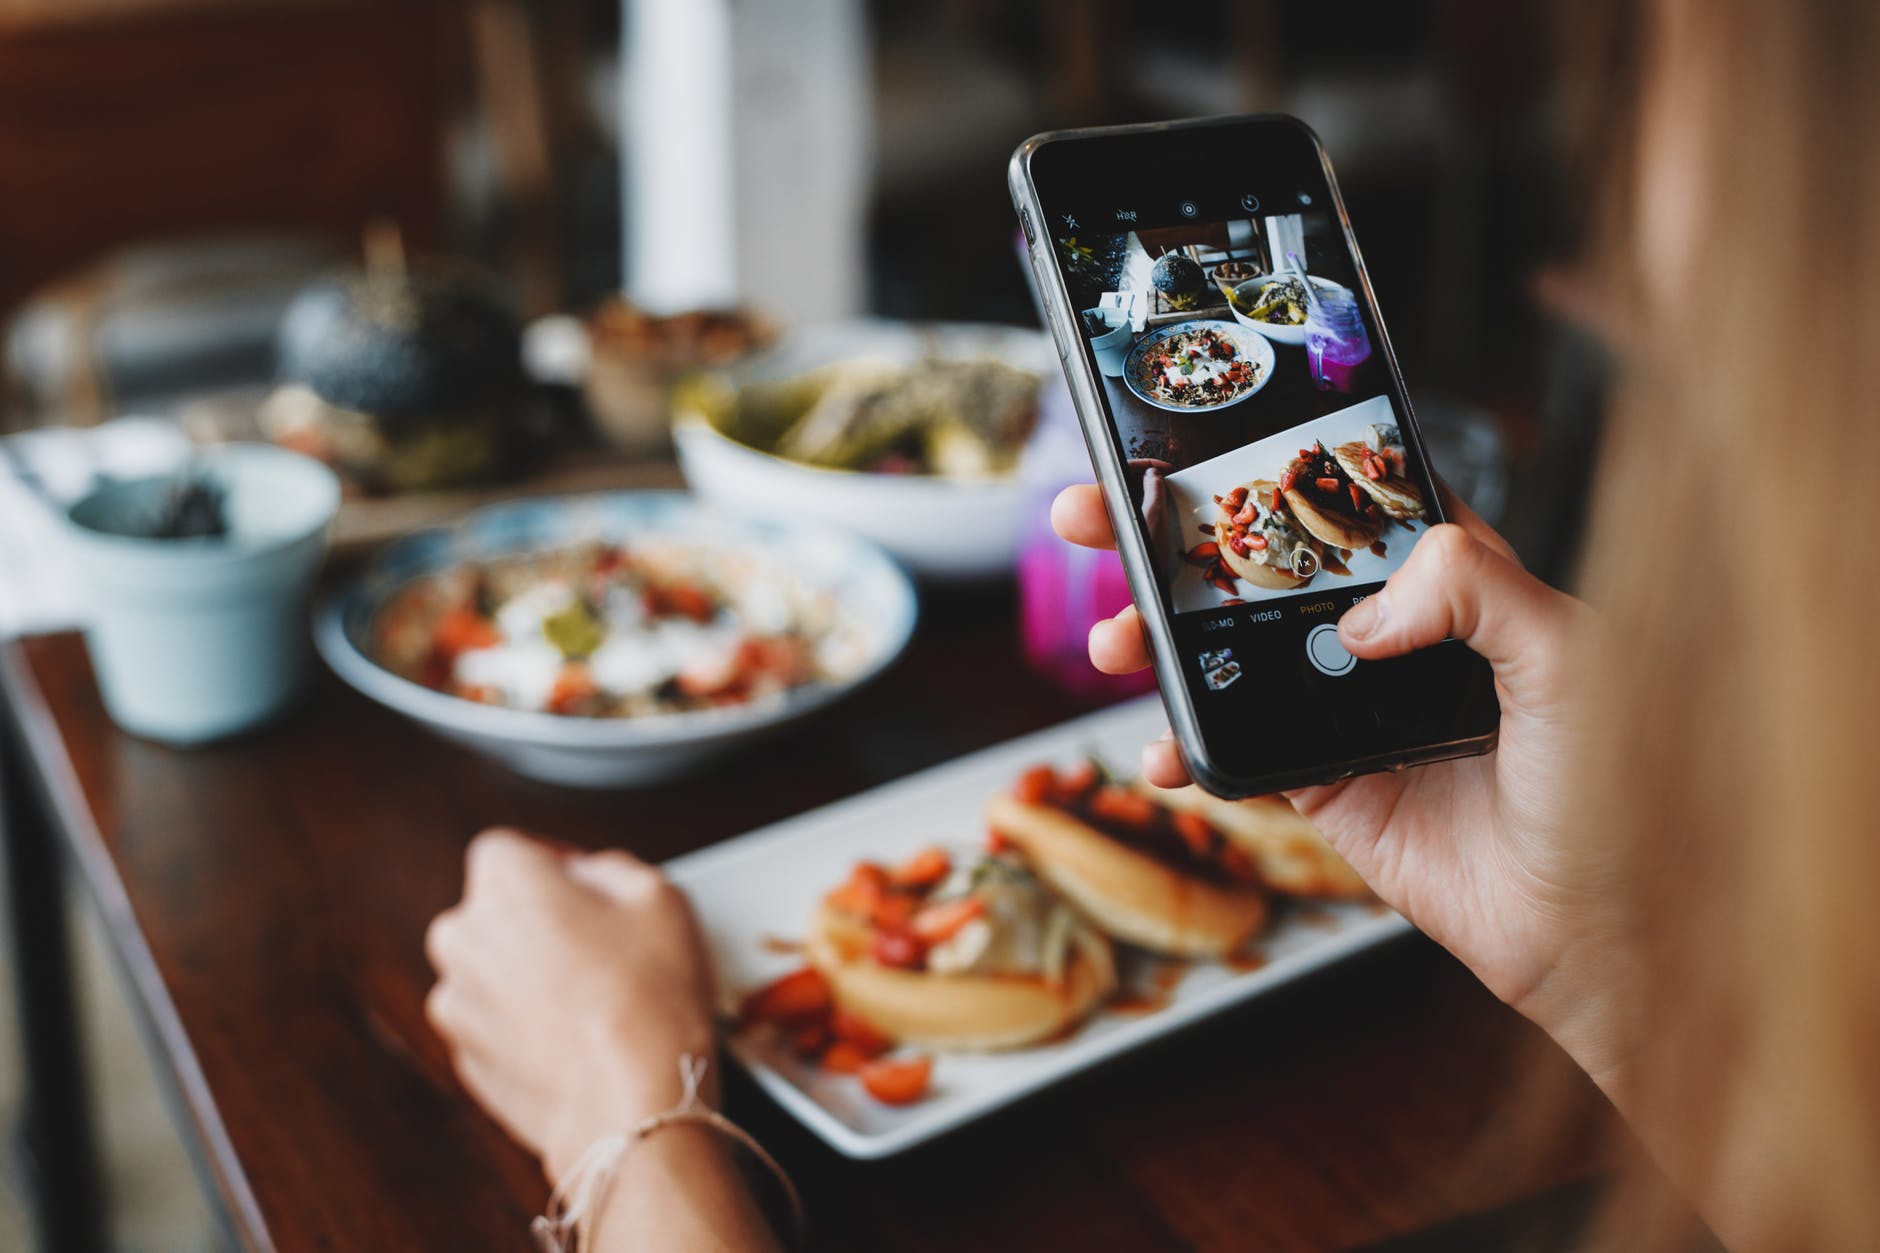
[542,599,606,659]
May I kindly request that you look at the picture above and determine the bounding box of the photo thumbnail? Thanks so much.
[1163,396,1428,612]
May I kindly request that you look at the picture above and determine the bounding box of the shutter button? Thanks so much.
[1306,623,1356,677]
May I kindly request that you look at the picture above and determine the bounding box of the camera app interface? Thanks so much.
[1052,201,1438,697]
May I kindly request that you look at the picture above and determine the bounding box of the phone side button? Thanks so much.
[1305,623,1357,677]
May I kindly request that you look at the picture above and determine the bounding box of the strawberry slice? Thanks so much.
[1013,764,1057,806]
[911,896,987,945]
[889,846,951,889]
[820,1040,872,1074]
[738,967,832,1027]
[829,1008,895,1054]
[860,1055,934,1106]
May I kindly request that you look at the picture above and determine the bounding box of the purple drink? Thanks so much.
[1305,287,1372,392]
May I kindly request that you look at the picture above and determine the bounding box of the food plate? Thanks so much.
[666,696,1407,1158]
[1163,395,1424,612]
[1122,319,1276,413]
[315,492,917,787]
[673,321,1054,580]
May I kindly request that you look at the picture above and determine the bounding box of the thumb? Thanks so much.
[1336,524,1582,709]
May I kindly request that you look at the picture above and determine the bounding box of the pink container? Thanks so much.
[1016,382,1156,701]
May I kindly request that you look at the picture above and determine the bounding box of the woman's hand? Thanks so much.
[424,830,717,1182]
[1052,487,1635,1092]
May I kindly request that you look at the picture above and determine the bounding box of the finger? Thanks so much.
[566,849,667,906]
[1432,475,1520,566]
[1336,523,1581,706]
[1088,605,1153,675]
[1050,484,1118,551]
[423,907,463,973]
[424,981,460,1035]
[464,827,558,895]
[1141,734,1191,789]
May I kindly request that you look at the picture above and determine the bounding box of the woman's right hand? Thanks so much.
[1052,487,1635,1092]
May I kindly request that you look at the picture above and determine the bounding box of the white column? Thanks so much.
[623,0,869,320]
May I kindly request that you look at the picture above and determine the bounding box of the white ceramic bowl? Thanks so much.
[314,492,917,788]
[673,321,1053,581]
[1227,275,1351,346]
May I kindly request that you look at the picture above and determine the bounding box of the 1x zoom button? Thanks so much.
[1305,623,1356,677]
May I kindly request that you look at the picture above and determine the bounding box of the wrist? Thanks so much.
[1507,933,1646,1108]
[542,1018,718,1183]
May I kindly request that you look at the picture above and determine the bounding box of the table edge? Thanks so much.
[1,634,277,1253]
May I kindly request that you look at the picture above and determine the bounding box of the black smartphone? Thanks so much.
[1010,114,1498,797]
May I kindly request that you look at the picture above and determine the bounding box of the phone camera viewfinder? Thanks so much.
[1178,200,1199,219]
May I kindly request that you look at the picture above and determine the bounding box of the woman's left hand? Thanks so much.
[424,829,718,1183]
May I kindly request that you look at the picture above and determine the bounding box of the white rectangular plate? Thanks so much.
[666,696,1409,1159]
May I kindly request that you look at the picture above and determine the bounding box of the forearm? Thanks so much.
[1514,943,1782,1252]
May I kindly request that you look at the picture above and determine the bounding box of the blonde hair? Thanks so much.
[1567,1,1880,1246]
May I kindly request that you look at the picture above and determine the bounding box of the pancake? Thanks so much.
[987,792,1270,958]
[1131,782,1371,900]
[1212,478,1320,589]
[1333,441,1424,522]
[1280,450,1384,549]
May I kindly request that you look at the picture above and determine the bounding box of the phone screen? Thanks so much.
[1019,119,1496,792]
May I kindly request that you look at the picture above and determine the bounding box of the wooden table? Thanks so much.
[1,589,1634,1252]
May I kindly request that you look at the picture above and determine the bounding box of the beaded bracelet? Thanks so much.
[530,1054,805,1252]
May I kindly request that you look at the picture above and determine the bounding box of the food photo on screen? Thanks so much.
[1164,395,1427,611]
[1052,209,1436,614]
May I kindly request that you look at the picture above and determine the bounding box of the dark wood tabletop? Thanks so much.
[1,587,1639,1252]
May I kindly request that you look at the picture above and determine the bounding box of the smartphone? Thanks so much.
[1010,114,1498,797]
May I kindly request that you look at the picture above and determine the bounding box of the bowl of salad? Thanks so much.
[1226,274,1353,346]
[315,492,917,786]
[1121,320,1275,413]
[672,321,1052,580]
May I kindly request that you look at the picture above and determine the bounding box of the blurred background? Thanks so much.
[0,0,1607,1244]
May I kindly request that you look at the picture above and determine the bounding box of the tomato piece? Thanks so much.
[828,1008,895,1054]
[871,928,926,970]
[889,846,951,889]
[1227,534,1249,557]
[985,827,1013,854]
[1088,784,1159,829]
[1226,486,1249,509]
[547,665,599,715]
[739,967,832,1027]
[860,1055,934,1106]
[1059,760,1100,794]
[1189,540,1221,561]
[820,1040,872,1074]
[1220,846,1258,882]
[1013,764,1057,806]
[1247,533,1268,551]
[911,896,987,944]
[1172,811,1215,857]
[642,582,717,623]
[434,607,500,659]
[1315,477,1341,492]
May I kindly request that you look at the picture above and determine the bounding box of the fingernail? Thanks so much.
[1341,595,1385,642]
